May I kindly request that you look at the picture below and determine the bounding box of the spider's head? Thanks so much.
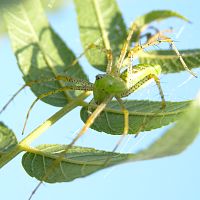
[95,74,106,80]
[93,74,127,105]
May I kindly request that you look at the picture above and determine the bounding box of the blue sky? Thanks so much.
[0,0,200,200]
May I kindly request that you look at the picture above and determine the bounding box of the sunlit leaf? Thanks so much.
[80,100,190,135]
[3,0,88,107]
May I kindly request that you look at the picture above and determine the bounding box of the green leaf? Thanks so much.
[3,0,88,107]
[132,10,189,42]
[22,94,200,183]
[80,100,190,135]
[22,144,129,183]
[74,0,127,71]
[132,91,200,159]
[0,122,18,155]
[139,49,200,74]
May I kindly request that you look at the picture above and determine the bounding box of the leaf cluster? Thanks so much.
[0,0,199,183]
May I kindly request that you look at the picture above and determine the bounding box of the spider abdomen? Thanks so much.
[120,64,162,97]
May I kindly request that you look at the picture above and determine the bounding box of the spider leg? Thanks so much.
[0,85,26,114]
[1,40,112,114]
[0,78,57,114]
[117,23,139,71]
[0,75,93,114]
[42,96,112,179]
[146,28,173,44]
[170,41,197,77]
[28,96,112,200]
[87,98,96,115]
[65,96,112,148]
[120,70,166,109]
[149,74,166,109]
[127,58,133,89]
[140,26,172,43]
[128,34,197,77]
[118,25,173,70]
[22,85,93,135]
[103,97,129,166]
[153,35,197,77]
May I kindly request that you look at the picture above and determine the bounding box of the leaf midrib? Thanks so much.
[140,51,200,59]
[25,146,125,166]
[86,104,189,116]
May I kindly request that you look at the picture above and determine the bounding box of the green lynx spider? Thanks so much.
[0,29,197,152]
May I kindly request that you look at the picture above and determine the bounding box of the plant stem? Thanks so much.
[0,92,91,168]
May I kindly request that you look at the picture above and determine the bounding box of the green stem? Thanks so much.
[0,92,91,168]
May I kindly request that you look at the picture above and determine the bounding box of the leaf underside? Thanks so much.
[139,49,200,74]
[80,100,190,135]
[22,144,129,183]
[3,0,88,107]
[22,95,200,183]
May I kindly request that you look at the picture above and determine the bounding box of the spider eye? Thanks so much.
[96,74,105,80]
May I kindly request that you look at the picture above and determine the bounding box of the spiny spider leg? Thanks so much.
[141,28,173,44]
[146,28,173,44]
[150,74,166,109]
[22,83,93,135]
[128,34,197,77]
[0,75,93,114]
[0,77,58,114]
[117,23,139,72]
[28,182,42,200]
[0,85,26,114]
